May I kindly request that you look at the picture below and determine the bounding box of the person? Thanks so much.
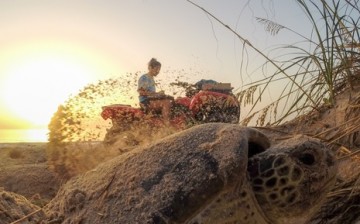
[137,58,172,123]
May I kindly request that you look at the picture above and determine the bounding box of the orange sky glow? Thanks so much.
[0,41,117,128]
[0,0,308,135]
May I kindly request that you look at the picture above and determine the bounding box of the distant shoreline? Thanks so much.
[0,143,48,146]
[0,141,105,149]
[0,142,48,145]
[0,128,48,143]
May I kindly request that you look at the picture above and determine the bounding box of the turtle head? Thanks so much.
[247,135,337,222]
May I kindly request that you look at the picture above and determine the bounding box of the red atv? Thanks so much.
[101,80,240,144]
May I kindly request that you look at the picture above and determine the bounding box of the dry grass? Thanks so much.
[9,208,43,224]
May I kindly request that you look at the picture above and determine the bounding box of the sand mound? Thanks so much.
[0,189,45,224]
[279,86,360,148]
[0,143,60,206]
[0,164,60,204]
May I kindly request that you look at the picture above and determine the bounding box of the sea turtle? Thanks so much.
[44,123,337,224]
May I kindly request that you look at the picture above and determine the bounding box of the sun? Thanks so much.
[1,54,95,127]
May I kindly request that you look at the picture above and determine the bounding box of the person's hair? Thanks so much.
[148,58,161,68]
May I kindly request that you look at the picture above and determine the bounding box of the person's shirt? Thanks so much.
[138,73,156,103]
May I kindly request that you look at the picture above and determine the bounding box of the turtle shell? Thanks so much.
[44,123,270,223]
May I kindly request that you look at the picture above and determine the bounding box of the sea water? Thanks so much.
[0,129,48,143]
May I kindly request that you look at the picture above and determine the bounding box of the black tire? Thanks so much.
[196,104,224,123]
[172,104,196,127]
[223,106,240,124]
[196,103,240,124]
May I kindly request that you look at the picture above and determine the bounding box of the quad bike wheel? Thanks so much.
[195,104,240,124]
[223,106,240,123]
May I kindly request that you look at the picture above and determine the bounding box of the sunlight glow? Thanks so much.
[0,128,48,142]
[1,54,95,127]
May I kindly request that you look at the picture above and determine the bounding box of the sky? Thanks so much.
[0,0,310,130]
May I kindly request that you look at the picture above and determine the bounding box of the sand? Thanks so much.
[0,143,58,203]
[0,141,121,223]
[0,143,51,223]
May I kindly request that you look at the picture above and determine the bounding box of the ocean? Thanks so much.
[0,129,48,143]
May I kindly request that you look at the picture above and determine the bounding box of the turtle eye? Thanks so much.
[298,152,315,166]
